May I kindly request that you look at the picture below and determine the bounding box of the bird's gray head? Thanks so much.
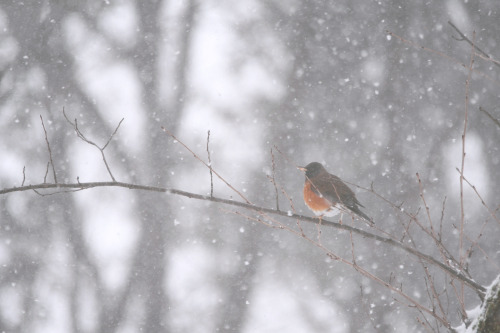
[300,162,326,178]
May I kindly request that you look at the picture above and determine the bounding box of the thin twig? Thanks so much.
[387,30,465,69]
[386,30,499,86]
[463,230,500,272]
[359,181,463,276]
[416,173,434,236]
[103,118,124,150]
[231,207,453,330]
[279,184,296,215]
[206,130,214,197]
[44,162,49,184]
[22,166,26,186]
[449,279,468,321]
[439,196,446,243]
[270,148,279,211]
[272,144,295,167]
[448,21,500,68]
[415,174,457,269]
[460,31,475,267]
[458,29,476,312]
[479,106,500,129]
[40,115,57,183]
[455,168,500,226]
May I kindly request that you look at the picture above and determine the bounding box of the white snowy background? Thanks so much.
[0,0,499,332]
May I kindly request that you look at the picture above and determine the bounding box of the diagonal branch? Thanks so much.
[161,127,252,204]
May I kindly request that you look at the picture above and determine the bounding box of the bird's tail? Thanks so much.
[351,207,374,225]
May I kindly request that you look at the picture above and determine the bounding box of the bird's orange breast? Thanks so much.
[303,180,332,215]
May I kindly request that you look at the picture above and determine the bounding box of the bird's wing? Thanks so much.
[313,173,356,207]
[312,173,373,223]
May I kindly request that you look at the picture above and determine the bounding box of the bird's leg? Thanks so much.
[316,215,323,244]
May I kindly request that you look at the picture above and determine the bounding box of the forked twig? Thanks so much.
[63,108,122,182]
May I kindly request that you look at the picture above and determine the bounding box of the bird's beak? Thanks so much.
[297,166,306,172]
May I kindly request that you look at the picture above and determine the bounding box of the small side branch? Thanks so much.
[270,148,280,211]
[448,21,500,68]
[206,130,213,197]
[456,168,500,226]
[40,115,57,184]
[479,106,500,129]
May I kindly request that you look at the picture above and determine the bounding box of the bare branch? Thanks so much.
[22,166,26,186]
[0,180,486,296]
[40,115,57,183]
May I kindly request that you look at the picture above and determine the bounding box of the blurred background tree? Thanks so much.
[0,0,499,332]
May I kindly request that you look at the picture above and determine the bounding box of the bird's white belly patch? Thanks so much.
[311,205,342,217]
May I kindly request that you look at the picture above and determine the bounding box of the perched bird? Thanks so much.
[298,162,373,224]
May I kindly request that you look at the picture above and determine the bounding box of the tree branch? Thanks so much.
[0,180,486,296]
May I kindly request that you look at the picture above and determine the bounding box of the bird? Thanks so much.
[298,162,373,224]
